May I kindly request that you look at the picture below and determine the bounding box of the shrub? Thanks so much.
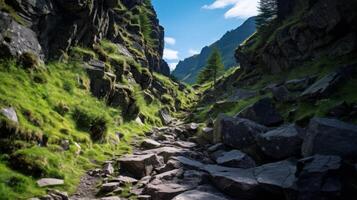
[161,94,174,107]
[19,52,41,70]
[72,106,110,142]
[10,147,64,178]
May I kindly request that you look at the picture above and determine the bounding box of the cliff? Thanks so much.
[0,0,170,75]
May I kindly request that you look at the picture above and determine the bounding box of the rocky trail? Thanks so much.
[33,104,357,200]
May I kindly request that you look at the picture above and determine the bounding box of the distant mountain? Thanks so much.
[172,17,256,84]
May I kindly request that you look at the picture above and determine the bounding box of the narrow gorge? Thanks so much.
[0,0,356,200]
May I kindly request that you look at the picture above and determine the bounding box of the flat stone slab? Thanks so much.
[37,178,64,187]
[141,139,161,149]
[215,150,256,169]
[172,189,231,200]
[142,147,187,162]
[174,141,197,149]
[118,153,159,178]
[100,196,122,200]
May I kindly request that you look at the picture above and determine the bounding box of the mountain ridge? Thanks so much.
[172,17,256,84]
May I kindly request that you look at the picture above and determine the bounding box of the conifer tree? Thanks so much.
[197,48,224,87]
[256,0,278,28]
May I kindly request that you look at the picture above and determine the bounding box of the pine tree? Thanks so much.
[256,0,278,28]
[197,48,224,87]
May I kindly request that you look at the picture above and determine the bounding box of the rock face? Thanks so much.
[0,0,169,75]
[237,98,283,127]
[236,0,357,74]
[302,118,357,158]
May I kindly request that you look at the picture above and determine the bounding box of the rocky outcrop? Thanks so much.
[236,0,357,74]
[0,0,169,74]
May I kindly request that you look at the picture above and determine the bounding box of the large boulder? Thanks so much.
[237,98,284,126]
[257,124,305,160]
[143,169,204,200]
[294,155,343,200]
[118,154,160,179]
[214,116,268,151]
[302,118,357,158]
[209,160,297,199]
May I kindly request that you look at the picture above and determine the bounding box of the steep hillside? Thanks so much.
[193,0,357,124]
[172,17,256,84]
[0,0,196,199]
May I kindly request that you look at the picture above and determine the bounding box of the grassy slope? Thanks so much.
[192,52,357,124]
[0,48,194,199]
[191,0,357,124]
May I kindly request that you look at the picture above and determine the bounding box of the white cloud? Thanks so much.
[203,0,258,19]
[188,49,199,55]
[168,62,178,71]
[164,37,176,45]
[163,48,179,60]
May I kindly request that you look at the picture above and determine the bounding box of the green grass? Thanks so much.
[0,38,197,198]
[0,163,44,199]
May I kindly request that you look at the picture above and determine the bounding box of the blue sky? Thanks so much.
[152,0,258,71]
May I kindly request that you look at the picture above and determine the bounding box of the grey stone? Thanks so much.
[99,182,121,194]
[118,154,160,179]
[159,109,172,125]
[37,178,64,187]
[302,118,357,158]
[237,98,283,126]
[295,155,343,199]
[215,117,268,150]
[215,150,256,169]
[0,12,44,59]
[209,160,297,199]
[1,107,18,124]
[174,141,197,149]
[257,124,305,159]
[100,196,122,200]
[207,143,224,153]
[141,139,161,150]
[172,189,230,200]
[103,162,115,175]
[142,147,186,162]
